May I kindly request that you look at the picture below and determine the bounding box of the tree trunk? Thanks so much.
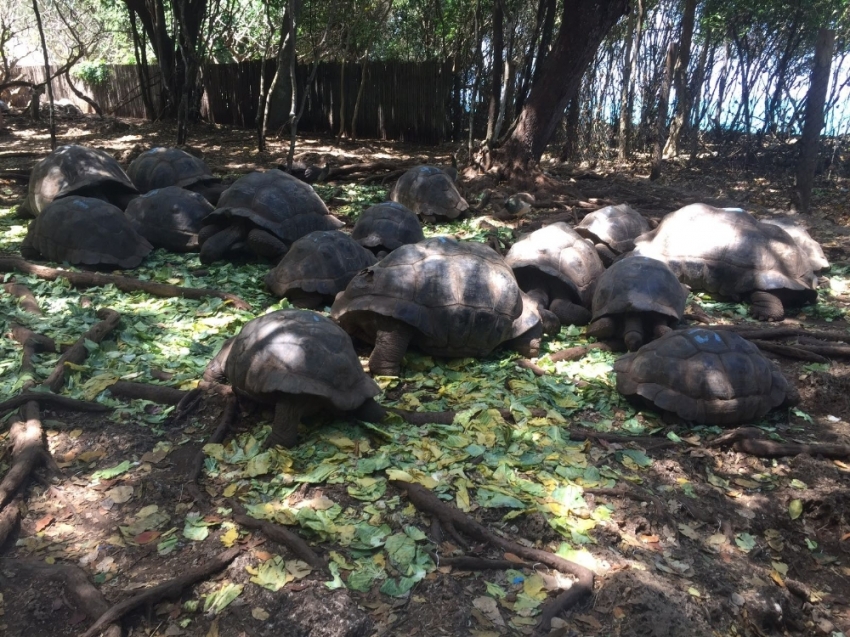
[468,0,482,153]
[128,7,156,119]
[492,0,628,173]
[663,0,697,157]
[32,0,55,150]
[763,12,804,135]
[713,41,732,134]
[617,1,636,161]
[650,42,676,181]
[688,30,712,159]
[286,0,298,162]
[560,93,581,162]
[514,0,548,115]
[793,28,835,213]
[486,0,504,144]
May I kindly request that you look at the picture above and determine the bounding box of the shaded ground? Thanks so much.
[0,112,849,637]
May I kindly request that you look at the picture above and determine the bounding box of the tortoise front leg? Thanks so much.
[267,398,307,448]
[354,398,387,423]
[586,316,616,340]
[247,228,289,260]
[200,223,249,264]
[549,298,592,327]
[369,319,414,376]
[750,290,785,322]
[622,312,645,352]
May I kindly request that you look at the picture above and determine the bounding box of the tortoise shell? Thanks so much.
[124,186,214,252]
[222,309,380,412]
[614,327,788,426]
[504,222,604,306]
[127,147,220,194]
[23,145,138,216]
[761,217,829,272]
[352,202,424,253]
[20,196,152,268]
[576,204,650,254]
[331,236,522,358]
[591,256,687,323]
[204,169,342,242]
[389,166,469,221]
[265,230,377,300]
[633,204,817,302]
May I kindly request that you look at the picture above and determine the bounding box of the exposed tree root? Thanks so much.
[750,339,829,363]
[80,546,242,637]
[549,342,615,362]
[392,480,594,634]
[189,395,237,484]
[431,554,532,570]
[0,402,51,509]
[0,392,110,419]
[43,308,121,393]
[326,160,406,179]
[711,324,850,344]
[516,358,546,375]
[0,257,252,310]
[707,427,850,459]
[4,282,42,314]
[9,560,121,637]
[10,324,56,391]
[391,406,547,426]
[106,381,188,405]
[568,426,675,451]
[230,501,327,572]
[0,496,22,547]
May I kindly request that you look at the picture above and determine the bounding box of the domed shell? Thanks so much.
[205,169,342,242]
[224,309,380,412]
[576,204,650,254]
[591,256,687,322]
[614,328,788,426]
[21,196,152,268]
[633,204,817,301]
[504,222,604,306]
[331,236,523,357]
[124,186,214,252]
[127,147,219,193]
[352,202,424,253]
[760,217,829,272]
[389,166,469,221]
[265,230,378,300]
[23,145,138,216]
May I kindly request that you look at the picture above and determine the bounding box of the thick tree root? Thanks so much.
[711,324,850,344]
[43,308,121,392]
[80,546,242,637]
[568,427,675,451]
[707,427,850,459]
[189,395,238,484]
[392,480,594,633]
[230,501,327,572]
[106,381,188,405]
[391,407,547,426]
[516,358,546,376]
[9,560,121,637]
[0,392,110,419]
[0,256,252,310]
[4,282,42,314]
[0,496,22,547]
[0,402,51,509]
[10,324,56,391]
[549,342,615,362]
[750,339,829,363]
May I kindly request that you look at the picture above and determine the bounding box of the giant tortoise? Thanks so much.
[127,147,225,204]
[576,204,650,265]
[389,166,469,222]
[124,186,214,252]
[352,202,424,257]
[331,236,525,376]
[614,328,790,426]
[204,310,384,448]
[21,145,138,216]
[632,204,817,321]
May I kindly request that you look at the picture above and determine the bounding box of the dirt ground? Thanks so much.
[1,112,849,637]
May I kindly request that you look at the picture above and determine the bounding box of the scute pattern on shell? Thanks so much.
[24,145,138,215]
[206,169,342,241]
[331,237,523,357]
[265,230,378,299]
[352,202,424,251]
[614,328,788,426]
[633,204,817,300]
[127,147,218,193]
[124,186,214,252]
[592,256,686,322]
[760,217,829,272]
[389,166,469,221]
[22,196,152,268]
[504,222,604,306]
[223,310,380,412]
[576,204,650,254]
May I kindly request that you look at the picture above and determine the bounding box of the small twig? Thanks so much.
[750,339,829,363]
[79,547,242,637]
[230,501,326,572]
[568,426,675,450]
[0,257,252,311]
[189,395,237,484]
[711,324,850,344]
[706,427,850,459]
[431,554,532,570]
[43,308,121,393]
[549,342,614,362]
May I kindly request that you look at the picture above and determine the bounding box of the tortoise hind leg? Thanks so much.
[622,312,645,351]
[647,313,674,340]
[200,223,249,264]
[369,319,414,377]
[353,398,387,423]
[247,228,289,260]
[266,398,307,448]
[549,298,591,327]
[586,316,616,340]
[750,291,785,321]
